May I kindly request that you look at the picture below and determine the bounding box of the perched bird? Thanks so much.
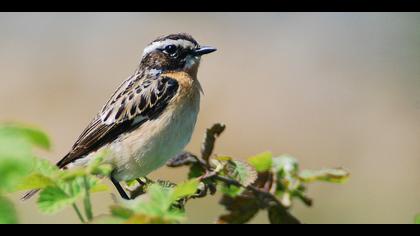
[23,33,216,200]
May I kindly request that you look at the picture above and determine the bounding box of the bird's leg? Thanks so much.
[110,176,130,200]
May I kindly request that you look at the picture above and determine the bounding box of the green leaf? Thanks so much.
[171,179,199,202]
[0,156,32,192]
[0,136,33,191]
[415,214,420,224]
[220,184,243,198]
[30,158,59,178]
[0,196,18,224]
[224,160,258,187]
[299,168,350,183]
[0,123,51,150]
[37,186,80,214]
[120,184,186,223]
[110,205,134,219]
[90,183,109,193]
[16,173,56,191]
[248,151,273,172]
[188,163,205,179]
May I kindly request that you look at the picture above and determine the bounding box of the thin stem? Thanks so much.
[83,176,93,221]
[213,175,284,208]
[72,203,86,224]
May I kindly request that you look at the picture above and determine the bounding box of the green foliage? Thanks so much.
[0,123,51,224]
[415,214,420,224]
[110,179,199,224]
[0,122,351,224]
[0,196,18,224]
[248,151,273,172]
[299,168,350,183]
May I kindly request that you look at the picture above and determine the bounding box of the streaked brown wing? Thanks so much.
[56,73,179,168]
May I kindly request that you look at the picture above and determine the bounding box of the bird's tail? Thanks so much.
[21,189,40,201]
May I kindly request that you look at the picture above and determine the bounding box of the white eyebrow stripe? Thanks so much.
[142,39,196,57]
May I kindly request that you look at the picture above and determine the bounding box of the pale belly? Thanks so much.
[106,97,200,181]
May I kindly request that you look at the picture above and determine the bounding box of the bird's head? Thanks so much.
[139,33,216,77]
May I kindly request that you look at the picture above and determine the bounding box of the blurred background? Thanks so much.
[1,12,419,224]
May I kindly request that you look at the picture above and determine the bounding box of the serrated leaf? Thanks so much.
[171,179,199,202]
[299,168,350,183]
[30,158,59,178]
[0,196,18,224]
[37,186,80,214]
[268,205,301,224]
[120,184,186,223]
[224,160,258,187]
[248,151,273,172]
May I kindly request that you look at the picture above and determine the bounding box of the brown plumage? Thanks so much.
[22,33,216,200]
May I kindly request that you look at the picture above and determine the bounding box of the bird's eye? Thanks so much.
[163,45,177,55]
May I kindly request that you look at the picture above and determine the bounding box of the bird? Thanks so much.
[23,33,216,200]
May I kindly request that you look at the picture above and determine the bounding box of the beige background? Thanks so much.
[1,12,420,223]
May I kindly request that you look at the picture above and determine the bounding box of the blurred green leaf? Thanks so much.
[0,123,51,150]
[116,184,186,224]
[248,151,273,173]
[415,214,420,224]
[16,173,56,191]
[29,158,59,178]
[171,179,199,202]
[0,156,32,192]
[220,184,243,198]
[111,205,134,219]
[299,168,350,183]
[0,196,18,224]
[37,186,80,214]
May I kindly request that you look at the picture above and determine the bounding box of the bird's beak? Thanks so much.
[193,46,217,56]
